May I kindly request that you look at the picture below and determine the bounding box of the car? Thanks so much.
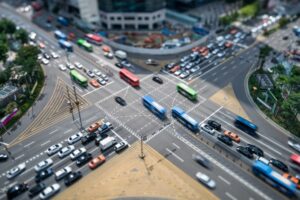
[216,36,224,42]
[39,183,60,199]
[51,52,59,59]
[200,124,215,135]
[115,96,126,106]
[6,163,26,179]
[35,168,53,182]
[74,62,83,69]
[39,42,45,49]
[90,79,101,88]
[87,121,103,133]
[217,52,225,58]
[217,134,233,146]
[105,52,114,59]
[180,56,190,63]
[195,172,216,189]
[145,59,159,66]
[95,133,109,146]
[114,141,129,153]
[225,34,231,40]
[179,71,190,79]
[246,144,264,157]
[212,49,219,55]
[170,65,180,73]
[283,173,300,189]
[46,143,62,156]
[257,156,270,165]
[152,75,163,84]
[224,130,240,143]
[193,154,210,168]
[98,122,113,134]
[76,153,93,166]
[233,38,240,43]
[7,183,28,199]
[81,132,97,145]
[89,154,106,169]
[225,42,233,48]
[41,58,49,65]
[43,53,51,59]
[235,32,242,38]
[174,70,182,76]
[93,69,102,76]
[204,53,212,59]
[97,78,106,86]
[288,140,300,153]
[115,63,123,68]
[190,66,200,73]
[64,171,82,186]
[68,132,83,145]
[58,64,67,71]
[58,145,75,158]
[87,70,95,78]
[55,166,72,181]
[236,146,253,159]
[37,54,43,60]
[207,120,221,131]
[0,153,8,161]
[34,158,53,172]
[290,154,300,166]
[29,32,37,41]
[269,158,289,172]
[28,183,45,198]
[70,147,87,160]
[283,36,289,40]
[100,73,109,81]
[165,62,176,70]
[66,62,75,70]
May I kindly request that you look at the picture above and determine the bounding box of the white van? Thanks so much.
[99,136,117,151]
[29,32,37,41]
[115,50,127,60]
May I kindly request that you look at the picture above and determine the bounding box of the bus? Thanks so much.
[176,83,197,101]
[234,116,257,136]
[171,106,199,132]
[77,39,93,52]
[58,39,73,52]
[252,160,297,197]
[119,68,139,87]
[54,30,67,40]
[70,70,88,87]
[142,95,166,120]
[85,33,102,45]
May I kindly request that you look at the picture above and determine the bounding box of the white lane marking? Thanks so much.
[218,175,231,185]
[15,154,24,160]
[49,129,58,135]
[226,192,238,200]
[63,129,72,134]
[166,148,184,162]
[249,198,255,200]
[111,129,131,147]
[24,141,35,148]
[40,140,51,147]
[172,142,180,149]
[199,106,223,125]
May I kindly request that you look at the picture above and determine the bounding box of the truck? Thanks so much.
[115,50,127,60]
[98,122,113,134]
[54,30,67,40]
[57,16,69,26]
[99,136,116,151]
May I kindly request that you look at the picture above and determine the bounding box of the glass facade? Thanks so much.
[99,0,166,12]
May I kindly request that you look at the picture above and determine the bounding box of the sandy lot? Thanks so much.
[55,143,218,200]
[210,83,250,120]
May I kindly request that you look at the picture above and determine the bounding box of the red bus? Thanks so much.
[85,34,102,45]
[119,68,139,87]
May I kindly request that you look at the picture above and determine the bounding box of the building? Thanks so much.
[98,0,166,30]
[0,84,20,108]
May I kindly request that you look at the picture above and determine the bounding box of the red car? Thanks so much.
[290,154,300,166]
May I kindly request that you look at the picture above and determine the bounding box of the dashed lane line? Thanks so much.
[166,148,184,162]
[226,192,238,200]
[218,175,231,185]
[24,141,35,148]
[40,140,51,147]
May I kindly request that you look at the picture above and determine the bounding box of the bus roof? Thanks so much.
[143,95,166,113]
[54,30,65,36]
[120,68,139,82]
[172,106,185,115]
[59,39,72,47]
[70,70,87,82]
[177,83,197,95]
[85,33,102,42]
[236,116,257,130]
[182,113,198,126]
[77,39,92,47]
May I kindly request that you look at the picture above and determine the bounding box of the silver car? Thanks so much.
[288,140,300,153]
[6,163,26,179]
[34,158,53,172]
[196,172,216,189]
[70,147,86,160]
[55,166,72,181]
[40,183,60,199]
[68,132,83,145]
[46,143,62,156]
[200,124,215,135]
[58,145,75,158]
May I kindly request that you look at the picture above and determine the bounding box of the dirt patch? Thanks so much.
[55,143,218,200]
[210,83,250,120]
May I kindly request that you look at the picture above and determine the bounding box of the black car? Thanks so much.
[269,158,289,172]
[28,183,45,198]
[236,146,254,159]
[76,153,93,167]
[43,53,50,59]
[0,153,8,161]
[152,76,163,84]
[64,171,82,186]
[193,154,210,168]
[246,144,264,157]
[81,132,97,145]
[207,120,221,131]
[95,133,108,145]
[7,183,28,199]
[115,63,123,68]
[282,36,289,40]
[217,134,233,146]
[35,168,53,182]
[115,96,126,106]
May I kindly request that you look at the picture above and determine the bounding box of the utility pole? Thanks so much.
[73,85,83,131]
[66,86,75,121]
[139,135,146,159]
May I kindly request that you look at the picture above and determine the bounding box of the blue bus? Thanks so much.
[252,160,297,197]
[58,39,73,52]
[54,30,67,40]
[234,116,257,136]
[171,106,199,132]
[142,95,166,120]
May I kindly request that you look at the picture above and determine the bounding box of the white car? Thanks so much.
[34,158,53,172]
[29,32,36,41]
[67,132,83,145]
[39,183,60,200]
[87,70,95,78]
[200,124,215,135]
[41,58,49,65]
[204,53,212,59]
[37,54,43,60]
[217,52,225,58]
[74,62,83,69]
[46,143,62,156]
[288,140,300,153]
[6,163,26,179]
[58,145,75,158]
[100,74,108,81]
[55,166,72,181]
[174,70,182,76]
[93,69,102,76]
[179,71,190,79]
[216,36,224,42]
[190,66,200,73]
[196,172,216,189]
[105,52,114,59]
[233,38,240,44]
[212,49,219,55]
[70,147,86,160]
[59,64,67,71]
[51,52,59,59]
[66,62,75,70]
[97,78,106,86]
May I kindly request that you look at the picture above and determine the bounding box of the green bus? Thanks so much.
[176,83,197,101]
[70,70,88,87]
[77,38,93,52]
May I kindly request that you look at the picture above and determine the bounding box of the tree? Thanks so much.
[15,46,39,75]
[0,43,8,63]
[4,102,18,115]
[282,92,300,120]
[4,19,16,35]
[15,28,28,44]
